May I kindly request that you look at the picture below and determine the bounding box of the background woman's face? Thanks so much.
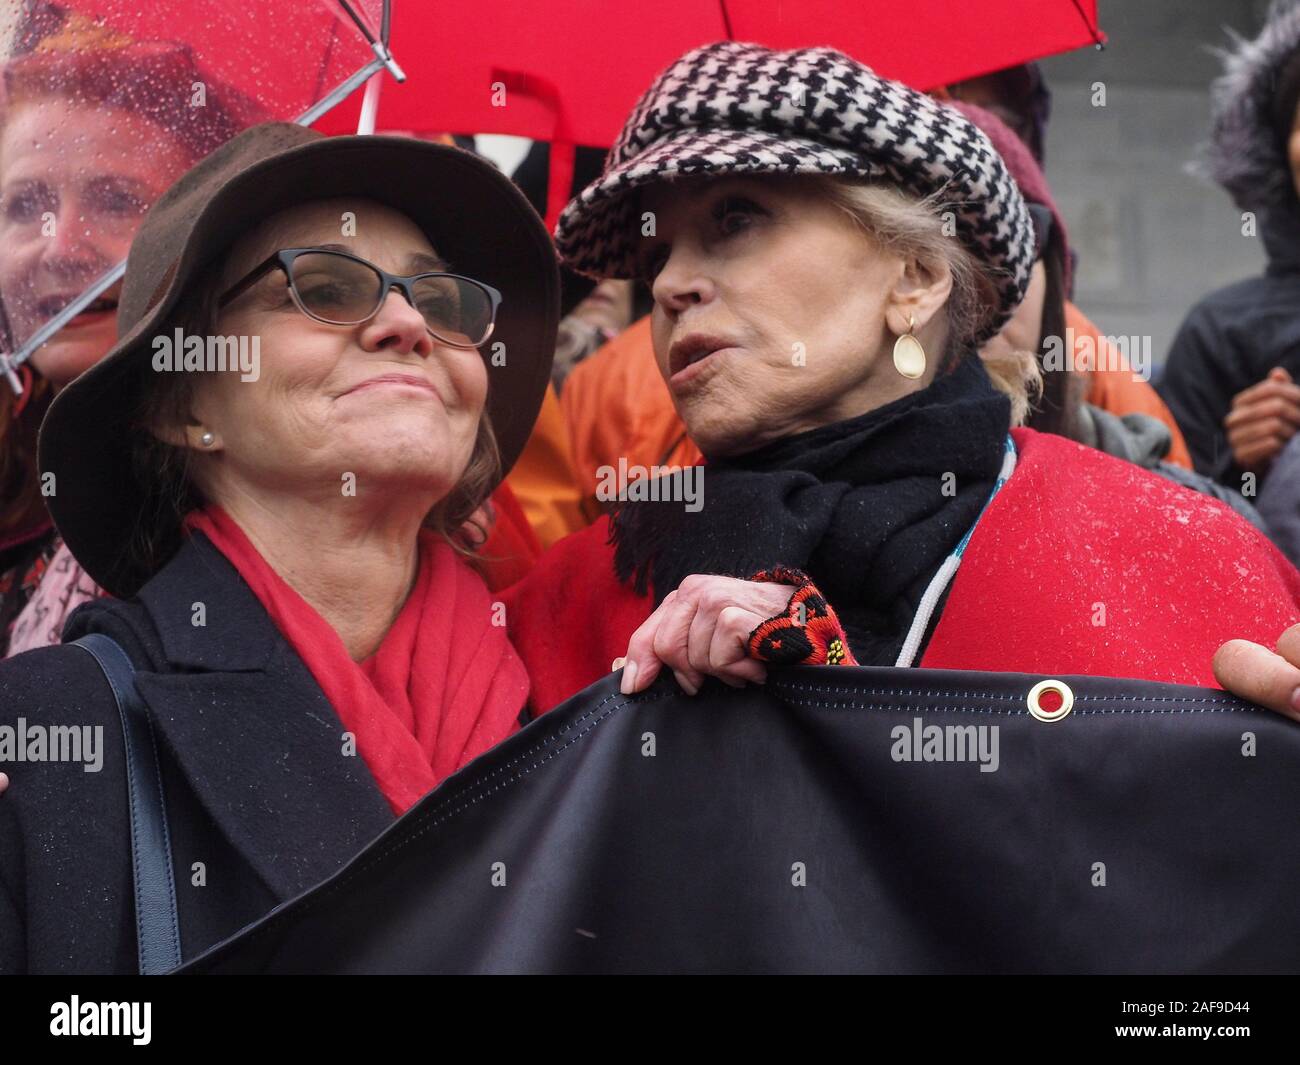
[0,100,191,386]
[571,277,634,336]
[640,175,911,458]
[189,198,488,512]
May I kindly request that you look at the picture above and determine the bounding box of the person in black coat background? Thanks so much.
[1159,1,1300,492]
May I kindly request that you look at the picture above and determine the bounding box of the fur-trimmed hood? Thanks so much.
[1201,1,1300,211]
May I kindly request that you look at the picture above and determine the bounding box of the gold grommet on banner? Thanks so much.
[1027,679,1074,722]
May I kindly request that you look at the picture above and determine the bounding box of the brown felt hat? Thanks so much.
[37,123,560,598]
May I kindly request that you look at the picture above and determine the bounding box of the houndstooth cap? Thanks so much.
[555,41,1036,341]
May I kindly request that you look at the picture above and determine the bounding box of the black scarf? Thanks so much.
[610,355,1011,666]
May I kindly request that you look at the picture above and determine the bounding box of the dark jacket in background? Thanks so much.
[1256,429,1300,566]
[1157,205,1300,488]
[0,533,394,974]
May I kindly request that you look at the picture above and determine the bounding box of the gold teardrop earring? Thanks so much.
[892,313,927,380]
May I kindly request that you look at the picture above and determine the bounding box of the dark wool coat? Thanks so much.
[1156,207,1300,489]
[0,533,396,974]
[1163,3,1300,488]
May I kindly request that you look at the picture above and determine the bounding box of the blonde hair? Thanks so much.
[817,177,1041,426]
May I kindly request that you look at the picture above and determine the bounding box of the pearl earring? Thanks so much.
[199,431,215,448]
[893,313,927,380]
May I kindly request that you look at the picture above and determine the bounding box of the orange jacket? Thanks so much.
[1069,302,1192,469]
[477,385,589,591]
[562,317,700,506]
[502,383,588,548]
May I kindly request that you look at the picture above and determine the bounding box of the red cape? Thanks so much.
[504,428,1300,715]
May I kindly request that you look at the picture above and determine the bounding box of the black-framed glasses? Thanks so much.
[1026,203,1054,260]
[218,247,502,349]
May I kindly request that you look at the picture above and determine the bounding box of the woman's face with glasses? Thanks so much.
[187,197,489,516]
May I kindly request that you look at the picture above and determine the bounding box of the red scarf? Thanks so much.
[184,506,529,815]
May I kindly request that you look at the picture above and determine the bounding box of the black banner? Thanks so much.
[176,665,1300,975]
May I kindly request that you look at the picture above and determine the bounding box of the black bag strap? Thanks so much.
[73,633,182,974]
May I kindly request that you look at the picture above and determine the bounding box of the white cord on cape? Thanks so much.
[894,435,1018,668]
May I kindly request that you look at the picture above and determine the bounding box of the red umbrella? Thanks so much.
[315,0,1104,225]
[62,0,398,123]
[321,1,1102,145]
